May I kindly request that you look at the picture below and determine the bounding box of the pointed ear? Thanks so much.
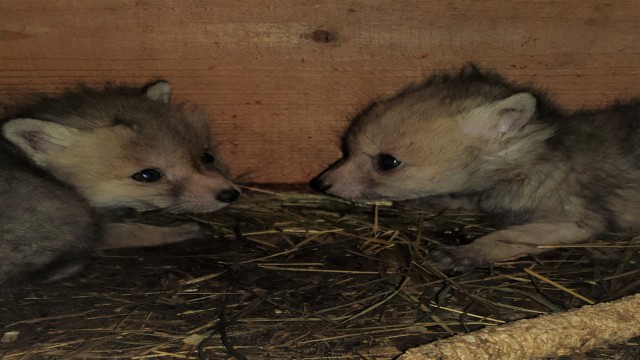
[143,80,171,103]
[2,119,82,166]
[459,62,482,77]
[461,92,537,139]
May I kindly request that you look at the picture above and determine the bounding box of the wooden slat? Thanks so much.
[1,0,639,184]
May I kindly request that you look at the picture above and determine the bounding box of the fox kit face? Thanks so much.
[2,81,239,213]
[311,71,541,201]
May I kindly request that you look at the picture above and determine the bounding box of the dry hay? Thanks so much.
[1,189,639,359]
[400,293,640,359]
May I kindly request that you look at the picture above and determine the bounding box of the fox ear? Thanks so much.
[2,118,81,166]
[459,62,482,77]
[144,80,171,103]
[462,92,537,139]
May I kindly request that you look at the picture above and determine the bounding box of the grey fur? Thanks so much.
[0,145,101,284]
[312,64,640,271]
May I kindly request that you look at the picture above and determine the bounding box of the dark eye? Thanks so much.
[377,154,402,171]
[131,168,162,182]
[201,151,215,164]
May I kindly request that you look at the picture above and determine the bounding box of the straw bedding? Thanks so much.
[1,190,638,359]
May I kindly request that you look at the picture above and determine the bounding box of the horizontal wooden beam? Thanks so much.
[1,0,638,183]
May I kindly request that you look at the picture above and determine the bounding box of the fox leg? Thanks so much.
[101,222,209,249]
[430,222,597,271]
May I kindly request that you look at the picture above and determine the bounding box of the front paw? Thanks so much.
[428,245,487,272]
[172,222,212,240]
[102,222,212,249]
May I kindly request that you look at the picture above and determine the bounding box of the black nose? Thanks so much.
[309,176,332,193]
[216,188,240,203]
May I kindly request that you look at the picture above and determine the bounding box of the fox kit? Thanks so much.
[311,64,640,271]
[0,81,239,283]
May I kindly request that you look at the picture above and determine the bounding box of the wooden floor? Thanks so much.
[1,0,639,183]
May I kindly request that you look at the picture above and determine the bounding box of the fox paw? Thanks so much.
[171,222,211,239]
[428,246,486,273]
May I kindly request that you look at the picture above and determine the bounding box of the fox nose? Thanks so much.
[216,188,240,203]
[310,176,332,193]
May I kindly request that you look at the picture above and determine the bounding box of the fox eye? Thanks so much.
[132,168,162,182]
[201,151,215,164]
[377,154,402,171]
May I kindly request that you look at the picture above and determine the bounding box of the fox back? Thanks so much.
[0,140,100,284]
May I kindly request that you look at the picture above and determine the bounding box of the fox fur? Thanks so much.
[311,64,640,271]
[0,81,240,284]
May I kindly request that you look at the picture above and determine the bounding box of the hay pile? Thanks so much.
[1,190,639,359]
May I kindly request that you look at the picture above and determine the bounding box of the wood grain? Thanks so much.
[1,0,639,184]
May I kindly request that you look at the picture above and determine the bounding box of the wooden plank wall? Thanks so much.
[1,0,639,184]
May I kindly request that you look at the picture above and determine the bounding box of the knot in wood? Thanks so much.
[309,29,336,43]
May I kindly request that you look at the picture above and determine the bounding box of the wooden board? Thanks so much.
[1,0,639,184]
